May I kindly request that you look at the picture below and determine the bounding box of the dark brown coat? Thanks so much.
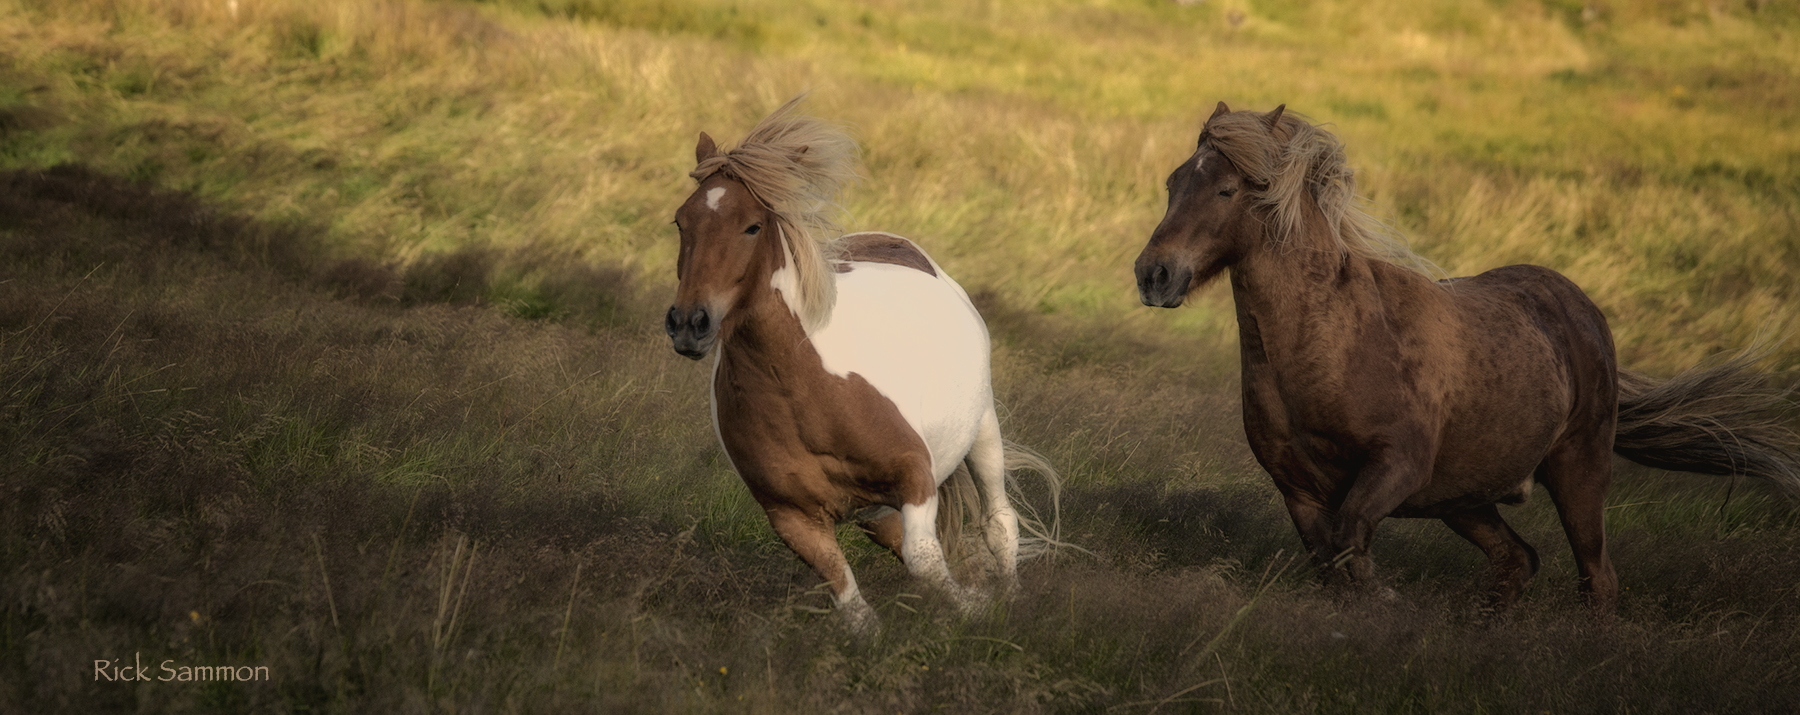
[1135,103,1800,613]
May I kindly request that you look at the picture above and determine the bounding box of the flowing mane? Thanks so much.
[1202,108,1438,276]
[689,95,859,333]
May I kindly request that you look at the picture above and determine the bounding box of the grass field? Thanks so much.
[3,0,1799,712]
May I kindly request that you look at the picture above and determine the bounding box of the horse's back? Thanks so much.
[812,235,992,481]
[1443,264,1615,383]
[837,232,939,276]
[1454,262,1616,412]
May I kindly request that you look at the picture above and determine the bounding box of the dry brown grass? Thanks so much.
[4,166,1798,712]
[3,0,1794,372]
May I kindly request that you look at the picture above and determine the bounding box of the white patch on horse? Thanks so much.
[900,498,951,582]
[705,186,727,211]
[708,350,737,474]
[1511,476,1534,503]
[809,260,992,482]
[1194,154,1206,172]
[901,496,980,610]
[768,228,807,327]
[842,230,910,241]
[835,563,863,605]
[836,564,877,632]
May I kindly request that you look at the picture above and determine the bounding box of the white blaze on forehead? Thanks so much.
[705,186,727,211]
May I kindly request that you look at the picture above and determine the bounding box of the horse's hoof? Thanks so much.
[953,588,991,617]
[840,600,880,636]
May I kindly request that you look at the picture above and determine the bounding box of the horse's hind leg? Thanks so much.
[968,409,1020,588]
[1538,437,1619,614]
[857,507,906,561]
[766,506,878,634]
[899,491,984,614]
[1442,504,1540,614]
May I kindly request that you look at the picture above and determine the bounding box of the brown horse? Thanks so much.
[1134,102,1800,612]
[665,97,1063,632]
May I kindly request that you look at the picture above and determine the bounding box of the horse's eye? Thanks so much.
[745,223,762,236]
[1219,187,1237,198]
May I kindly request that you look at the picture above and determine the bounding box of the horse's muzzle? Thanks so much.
[665,305,717,360]
[1135,261,1191,309]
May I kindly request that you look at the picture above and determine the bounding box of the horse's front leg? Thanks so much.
[1277,492,1339,578]
[1330,444,1433,584]
[765,506,879,634]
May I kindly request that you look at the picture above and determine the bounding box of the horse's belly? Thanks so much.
[1396,465,1538,517]
[1396,422,1559,516]
[1400,330,1576,515]
[809,263,992,481]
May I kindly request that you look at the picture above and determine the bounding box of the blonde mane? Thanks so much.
[689,95,859,333]
[1202,108,1438,276]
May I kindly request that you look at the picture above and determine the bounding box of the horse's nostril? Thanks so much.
[1153,264,1169,287]
[692,308,710,332]
[664,307,680,335]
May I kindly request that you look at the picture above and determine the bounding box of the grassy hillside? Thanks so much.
[3,0,1799,712]
[8,155,1799,713]
[2,0,1796,369]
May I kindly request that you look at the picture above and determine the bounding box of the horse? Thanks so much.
[1133,102,1800,613]
[664,97,1062,632]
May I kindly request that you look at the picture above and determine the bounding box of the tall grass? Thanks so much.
[5,163,1798,712]
[1,0,1795,369]
[3,0,1799,711]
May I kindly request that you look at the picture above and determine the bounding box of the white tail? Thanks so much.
[1001,439,1085,561]
[935,438,1084,567]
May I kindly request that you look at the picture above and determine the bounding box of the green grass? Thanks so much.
[1,0,1796,369]
[3,0,1799,712]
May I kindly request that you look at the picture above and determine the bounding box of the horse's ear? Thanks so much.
[1262,104,1286,132]
[1207,101,1230,125]
[696,132,718,164]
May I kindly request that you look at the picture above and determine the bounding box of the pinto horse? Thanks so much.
[1135,102,1800,613]
[665,98,1060,632]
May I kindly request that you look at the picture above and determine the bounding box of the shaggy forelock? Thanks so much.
[1202,107,1436,276]
[689,95,860,333]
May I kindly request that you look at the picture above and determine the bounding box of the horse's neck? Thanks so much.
[717,236,821,366]
[1228,227,1381,376]
[717,285,821,381]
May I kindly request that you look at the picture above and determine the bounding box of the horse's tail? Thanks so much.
[1001,439,1084,562]
[1613,350,1800,497]
[934,439,1085,565]
[935,464,982,564]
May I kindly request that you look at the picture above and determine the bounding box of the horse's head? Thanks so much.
[1134,102,1284,308]
[666,132,783,360]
